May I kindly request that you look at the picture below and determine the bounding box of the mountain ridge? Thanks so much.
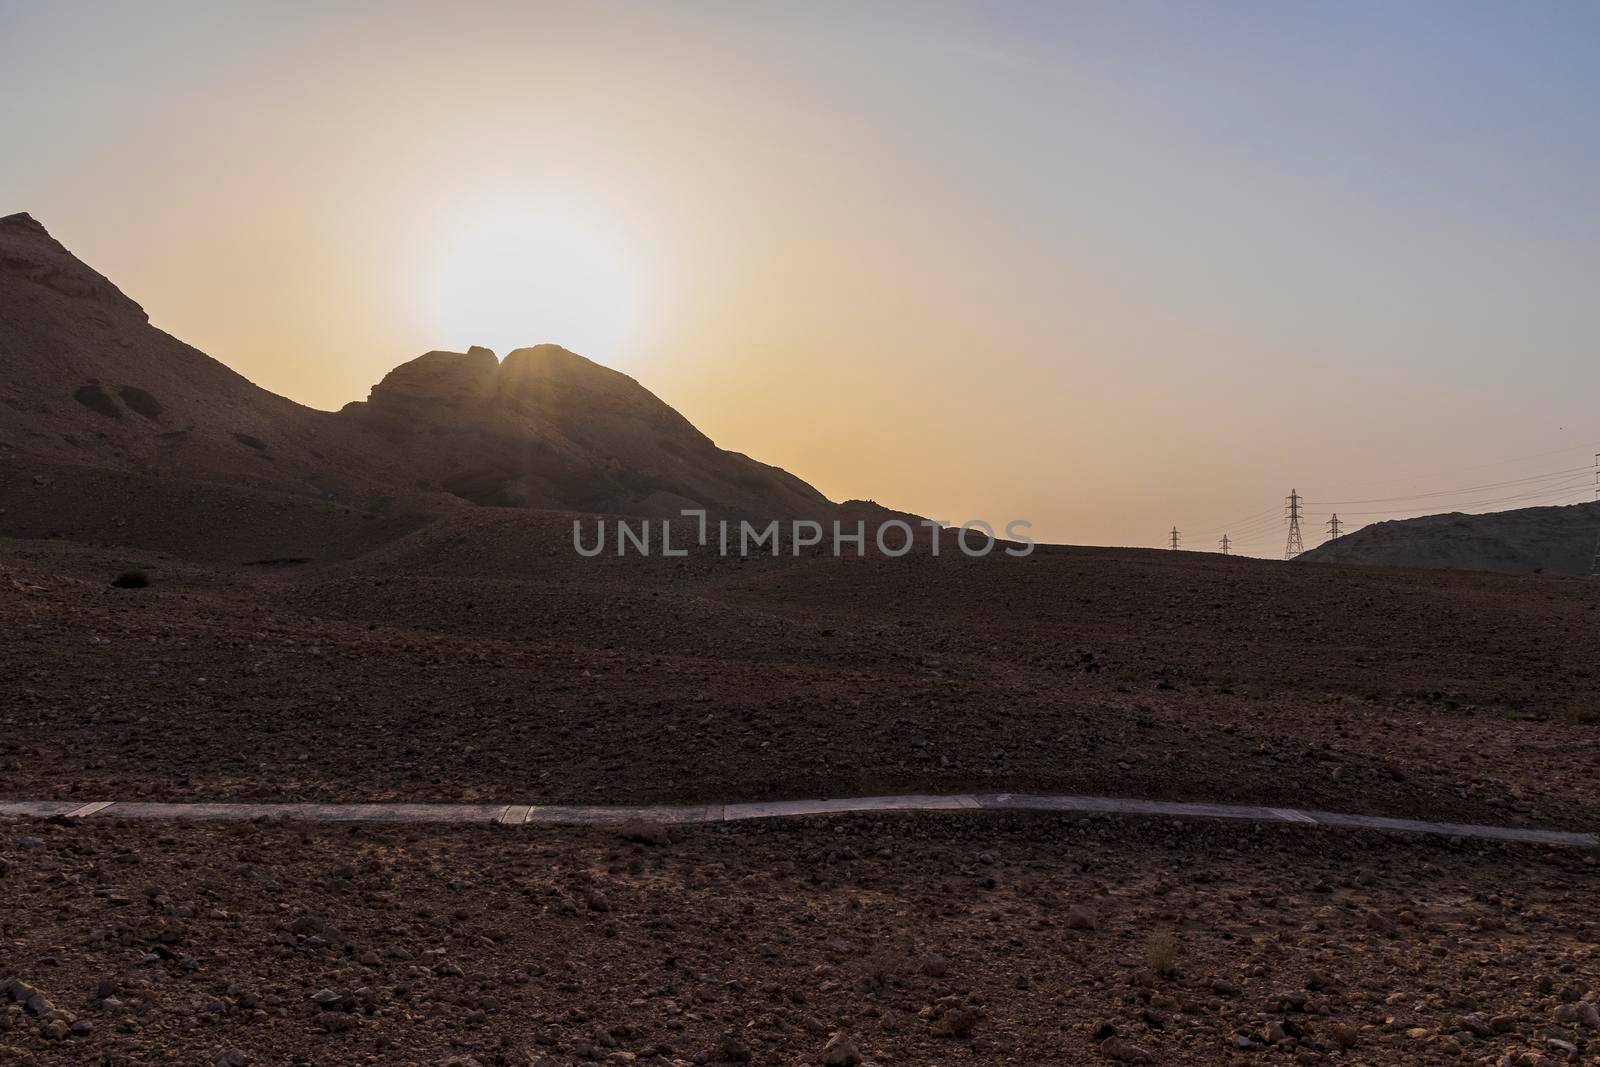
[0,212,849,523]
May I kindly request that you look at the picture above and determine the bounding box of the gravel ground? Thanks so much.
[2,812,1597,1066]
[3,522,1598,830]
[4,516,1600,1066]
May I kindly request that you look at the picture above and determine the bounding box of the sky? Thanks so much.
[2,0,1597,555]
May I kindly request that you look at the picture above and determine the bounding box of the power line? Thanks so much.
[1307,464,1594,507]
[1183,504,1283,546]
[1276,501,1600,562]
[1189,505,1292,546]
[1169,526,1180,551]
[1301,441,1600,494]
[1328,477,1593,516]
[1191,442,1597,530]
[1178,444,1600,562]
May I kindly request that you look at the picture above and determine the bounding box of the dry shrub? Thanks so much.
[1144,930,1180,979]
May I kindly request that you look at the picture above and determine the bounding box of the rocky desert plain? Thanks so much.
[2,209,1599,1066]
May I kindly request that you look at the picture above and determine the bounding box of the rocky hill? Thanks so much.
[340,343,828,516]
[0,212,399,498]
[1299,500,1600,576]
[0,212,839,525]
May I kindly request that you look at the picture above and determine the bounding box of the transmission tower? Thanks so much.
[1284,489,1304,559]
[1169,527,1180,550]
[1219,534,1231,555]
[1591,453,1599,578]
[1325,513,1343,541]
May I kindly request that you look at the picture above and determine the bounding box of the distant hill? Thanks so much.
[1299,501,1600,576]
[0,211,852,525]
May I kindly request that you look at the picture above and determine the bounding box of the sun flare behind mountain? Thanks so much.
[427,200,644,363]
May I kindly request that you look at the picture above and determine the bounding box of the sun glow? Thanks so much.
[427,199,645,363]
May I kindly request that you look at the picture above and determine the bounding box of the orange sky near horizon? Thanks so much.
[3,1,1597,554]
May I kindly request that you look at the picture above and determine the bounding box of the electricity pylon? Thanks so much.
[1284,489,1304,559]
[1219,534,1231,555]
[1591,454,1599,578]
[1169,527,1180,550]
[1326,513,1343,541]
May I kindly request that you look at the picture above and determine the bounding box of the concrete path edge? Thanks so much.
[0,793,1592,848]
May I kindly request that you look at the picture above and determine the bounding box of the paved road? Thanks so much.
[1,793,1592,848]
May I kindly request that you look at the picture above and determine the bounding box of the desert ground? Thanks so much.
[3,484,1598,826]
[3,811,1598,1067]
[4,468,1600,1066]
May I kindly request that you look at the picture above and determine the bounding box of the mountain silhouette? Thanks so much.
[0,211,842,522]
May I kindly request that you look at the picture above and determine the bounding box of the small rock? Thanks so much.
[819,1032,862,1066]
[931,1007,979,1039]
[716,1032,752,1063]
[316,1011,355,1033]
[1100,1037,1154,1063]
[310,989,346,1011]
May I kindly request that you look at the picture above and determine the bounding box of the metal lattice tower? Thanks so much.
[1325,513,1343,541]
[1284,489,1304,559]
[1169,527,1181,551]
[1590,453,1599,578]
[1219,534,1231,555]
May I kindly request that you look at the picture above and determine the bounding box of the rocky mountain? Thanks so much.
[1299,501,1600,577]
[341,344,829,516]
[0,212,397,498]
[0,211,838,523]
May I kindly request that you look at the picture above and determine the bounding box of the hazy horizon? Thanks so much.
[3,0,1597,555]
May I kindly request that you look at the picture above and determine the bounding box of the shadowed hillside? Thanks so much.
[1300,501,1600,576]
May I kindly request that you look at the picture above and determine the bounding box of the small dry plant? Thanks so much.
[1144,930,1180,979]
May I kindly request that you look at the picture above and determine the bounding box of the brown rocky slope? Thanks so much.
[1300,501,1600,577]
[0,212,841,526]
